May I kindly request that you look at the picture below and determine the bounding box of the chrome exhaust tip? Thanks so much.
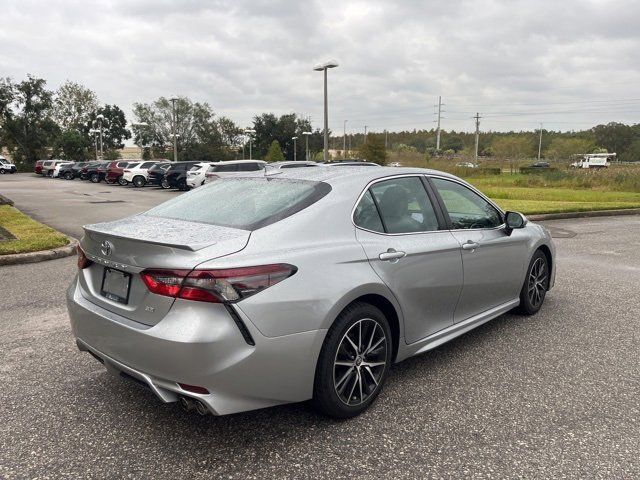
[194,400,209,416]
[179,396,194,412]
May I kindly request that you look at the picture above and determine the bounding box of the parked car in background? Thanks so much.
[34,160,45,175]
[526,161,550,169]
[79,162,102,180]
[456,162,479,169]
[185,162,212,189]
[0,156,17,174]
[322,160,380,167]
[41,160,65,177]
[161,161,202,190]
[59,161,89,180]
[202,160,266,185]
[146,162,172,186]
[389,162,402,167]
[68,167,555,418]
[53,161,75,178]
[105,161,134,185]
[82,161,110,183]
[122,161,160,187]
[267,161,318,170]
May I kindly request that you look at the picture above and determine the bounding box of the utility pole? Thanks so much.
[364,125,368,137]
[343,120,348,156]
[474,112,481,161]
[384,129,388,149]
[436,96,443,151]
[170,98,178,162]
[292,136,298,161]
[538,123,543,160]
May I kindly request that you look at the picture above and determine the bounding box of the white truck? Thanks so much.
[570,153,616,169]
[0,156,17,174]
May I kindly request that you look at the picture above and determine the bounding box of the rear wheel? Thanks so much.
[64,171,74,180]
[313,302,391,418]
[90,173,100,183]
[517,250,549,315]
[132,176,146,188]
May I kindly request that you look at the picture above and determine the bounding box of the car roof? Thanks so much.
[248,166,458,187]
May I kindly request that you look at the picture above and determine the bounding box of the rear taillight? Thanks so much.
[77,245,92,269]
[123,169,130,173]
[140,264,297,303]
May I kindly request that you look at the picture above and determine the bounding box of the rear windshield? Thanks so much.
[145,177,331,231]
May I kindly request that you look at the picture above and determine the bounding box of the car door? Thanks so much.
[429,176,528,322]
[354,175,464,344]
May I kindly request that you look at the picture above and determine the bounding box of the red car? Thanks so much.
[105,161,135,185]
[34,160,44,175]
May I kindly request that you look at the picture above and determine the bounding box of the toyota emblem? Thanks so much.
[101,240,114,257]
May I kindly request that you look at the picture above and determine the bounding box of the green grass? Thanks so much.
[493,199,640,215]
[0,205,69,255]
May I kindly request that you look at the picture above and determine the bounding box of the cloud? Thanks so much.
[1,0,640,135]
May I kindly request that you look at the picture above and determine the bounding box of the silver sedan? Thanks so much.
[67,167,555,418]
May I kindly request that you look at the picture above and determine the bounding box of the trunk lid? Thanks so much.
[78,215,251,326]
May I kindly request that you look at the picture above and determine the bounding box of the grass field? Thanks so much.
[0,205,68,255]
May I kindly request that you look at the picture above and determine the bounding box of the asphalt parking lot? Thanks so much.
[1,174,639,478]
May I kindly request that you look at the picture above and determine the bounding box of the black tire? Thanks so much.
[313,302,392,418]
[178,180,188,191]
[90,173,100,183]
[161,179,171,189]
[132,176,146,188]
[0,169,5,174]
[516,250,549,315]
[118,176,128,186]
[64,172,74,180]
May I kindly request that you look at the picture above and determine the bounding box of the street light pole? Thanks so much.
[343,120,348,157]
[170,98,178,162]
[292,136,298,161]
[92,115,106,159]
[302,131,312,161]
[313,60,339,162]
[244,129,256,160]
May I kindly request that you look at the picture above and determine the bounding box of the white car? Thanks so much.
[122,161,164,187]
[456,162,479,169]
[0,156,17,174]
[202,160,266,185]
[186,162,213,189]
[52,162,75,178]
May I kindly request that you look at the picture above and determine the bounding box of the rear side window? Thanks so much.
[238,162,264,171]
[212,164,239,172]
[367,177,440,234]
[141,162,155,168]
[353,191,384,232]
[146,178,331,231]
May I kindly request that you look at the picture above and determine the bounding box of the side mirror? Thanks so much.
[504,211,527,236]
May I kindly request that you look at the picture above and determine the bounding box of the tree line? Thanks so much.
[2,74,639,168]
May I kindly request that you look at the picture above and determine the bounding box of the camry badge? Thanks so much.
[101,240,114,257]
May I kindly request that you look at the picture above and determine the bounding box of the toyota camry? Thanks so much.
[67,167,555,418]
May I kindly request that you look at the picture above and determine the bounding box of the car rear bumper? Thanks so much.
[66,278,326,415]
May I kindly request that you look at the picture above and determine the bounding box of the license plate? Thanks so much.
[101,268,131,304]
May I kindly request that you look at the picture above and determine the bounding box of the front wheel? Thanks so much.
[118,176,128,186]
[64,172,74,180]
[0,169,5,174]
[160,179,171,189]
[517,250,549,315]
[90,173,100,183]
[313,302,392,418]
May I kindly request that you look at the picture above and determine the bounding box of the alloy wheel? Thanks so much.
[528,257,548,308]
[333,318,388,406]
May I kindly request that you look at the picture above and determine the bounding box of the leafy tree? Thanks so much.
[591,122,633,155]
[86,104,130,153]
[441,135,464,152]
[264,140,285,162]
[251,113,323,161]
[619,138,640,162]
[56,129,90,160]
[545,137,595,160]
[0,75,59,165]
[490,135,535,159]
[358,137,388,165]
[53,80,99,130]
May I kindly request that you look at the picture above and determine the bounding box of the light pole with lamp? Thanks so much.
[88,129,99,160]
[302,131,312,161]
[244,129,256,160]
[313,60,339,162]
[169,97,178,161]
[292,136,298,161]
[91,114,107,159]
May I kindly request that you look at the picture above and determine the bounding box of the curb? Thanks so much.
[0,194,14,206]
[529,208,640,221]
[0,236,78,266]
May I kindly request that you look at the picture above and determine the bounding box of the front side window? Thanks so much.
[431,178,502,229]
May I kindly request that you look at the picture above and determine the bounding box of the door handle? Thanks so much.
[461,241,480,250]
[379,249,406,261]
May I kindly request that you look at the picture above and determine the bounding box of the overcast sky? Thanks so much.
[2,0,640,135]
